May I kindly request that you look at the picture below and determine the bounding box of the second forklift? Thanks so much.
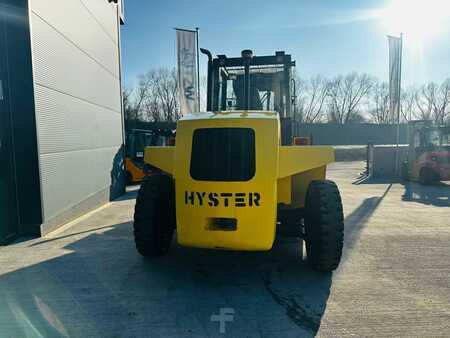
[402,120,450,184]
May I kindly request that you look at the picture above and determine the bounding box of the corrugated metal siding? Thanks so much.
[39,148,119,221]
[31,13,121,112]
[29,0,123,222]
[31,0,119,76]
[79,0,119,44]
[34,85,122,155]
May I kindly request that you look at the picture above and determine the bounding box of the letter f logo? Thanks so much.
[210,307,235,334]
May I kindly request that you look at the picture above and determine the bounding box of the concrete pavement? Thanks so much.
[0,162,449,337]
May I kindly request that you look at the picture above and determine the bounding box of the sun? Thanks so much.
[383,0,450,42]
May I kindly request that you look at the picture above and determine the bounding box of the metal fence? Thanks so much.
[293,122,409,145]
[126,120,409,147]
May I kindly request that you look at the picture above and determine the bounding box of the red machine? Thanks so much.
[402,120,450,184]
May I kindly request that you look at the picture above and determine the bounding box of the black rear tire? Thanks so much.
[304,180,344,272]
[133,174,175,257]
[419,167,435,185]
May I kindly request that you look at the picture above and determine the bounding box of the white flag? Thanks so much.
[388,35,402,120]
[176,29,199,115]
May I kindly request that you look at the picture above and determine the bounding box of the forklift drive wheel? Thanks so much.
[133,174,175,257]
[304,180,344,272]
[419,167,435,185]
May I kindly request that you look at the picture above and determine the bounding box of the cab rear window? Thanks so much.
[190,128,255,181]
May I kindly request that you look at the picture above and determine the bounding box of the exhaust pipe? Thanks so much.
[200,48,212,62]
[200,48,213,111]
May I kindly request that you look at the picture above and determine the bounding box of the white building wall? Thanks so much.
[29,0,124,227]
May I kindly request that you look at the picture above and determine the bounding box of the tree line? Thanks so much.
[124,67,450,125]
[124,68,181,123]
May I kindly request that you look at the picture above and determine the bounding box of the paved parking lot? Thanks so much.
[1,161,449,337]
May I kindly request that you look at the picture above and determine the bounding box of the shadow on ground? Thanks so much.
[402,181,450,207]
[353,175,450,208]
[0,190,385,337]
[342,184,391,260]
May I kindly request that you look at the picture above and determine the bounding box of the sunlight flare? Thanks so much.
[383,0,450,43]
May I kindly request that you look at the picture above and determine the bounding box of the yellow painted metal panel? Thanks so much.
[144,147,174,175]
[278,146,334,179]
[291,166,326,208]
[277,176,291,204]
[174,116,279,250]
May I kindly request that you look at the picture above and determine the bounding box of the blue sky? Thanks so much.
[121,0,450,88]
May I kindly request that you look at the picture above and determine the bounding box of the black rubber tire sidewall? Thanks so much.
[419,167,434,185]
[304,180,344,272]
[133,174,175,257]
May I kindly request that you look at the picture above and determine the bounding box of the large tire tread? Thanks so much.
[305,180,344,272]
[419,167,436,185]
[133,174,175,257]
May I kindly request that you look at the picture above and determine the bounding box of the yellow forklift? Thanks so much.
[133,50,344,272]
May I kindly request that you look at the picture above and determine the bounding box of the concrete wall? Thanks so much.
[294,123,409,145]
[29,0,125,234]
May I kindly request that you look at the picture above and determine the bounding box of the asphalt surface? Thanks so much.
[0,161,449,337]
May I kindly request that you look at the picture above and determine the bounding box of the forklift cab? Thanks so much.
[201,49,296,144]
[405,120,450,183]
[126,129,153,162]
[408,122,450,157]
[125,128,175,183]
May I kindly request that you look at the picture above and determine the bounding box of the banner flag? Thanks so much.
[388,35,402,121]
[176,28,199,115]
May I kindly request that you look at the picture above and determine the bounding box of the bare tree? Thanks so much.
[140,68,180,122]
[125,67,450,126]
[415,83,436,122]
[125,67,181,123]
[134,74,154,121]
[122,72,154,124]
[400,86,417,122]
[369,81,391,124]
[412,80,450,124]
[153,68,180,121]
[327,73,374,124]
[122,87,135,122]
[142,87,161,122]
[432,79,450,125]
[295,75,329,123]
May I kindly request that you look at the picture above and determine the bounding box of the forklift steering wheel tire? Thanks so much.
[133,174,175,257]
[304,180,344,272]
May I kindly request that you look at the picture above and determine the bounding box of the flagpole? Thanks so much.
[395,33,403,175]
[196,27,200,111]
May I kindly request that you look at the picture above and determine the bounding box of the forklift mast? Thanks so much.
[201,49,296,144]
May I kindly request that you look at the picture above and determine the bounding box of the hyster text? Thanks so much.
[184,191,261,207]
